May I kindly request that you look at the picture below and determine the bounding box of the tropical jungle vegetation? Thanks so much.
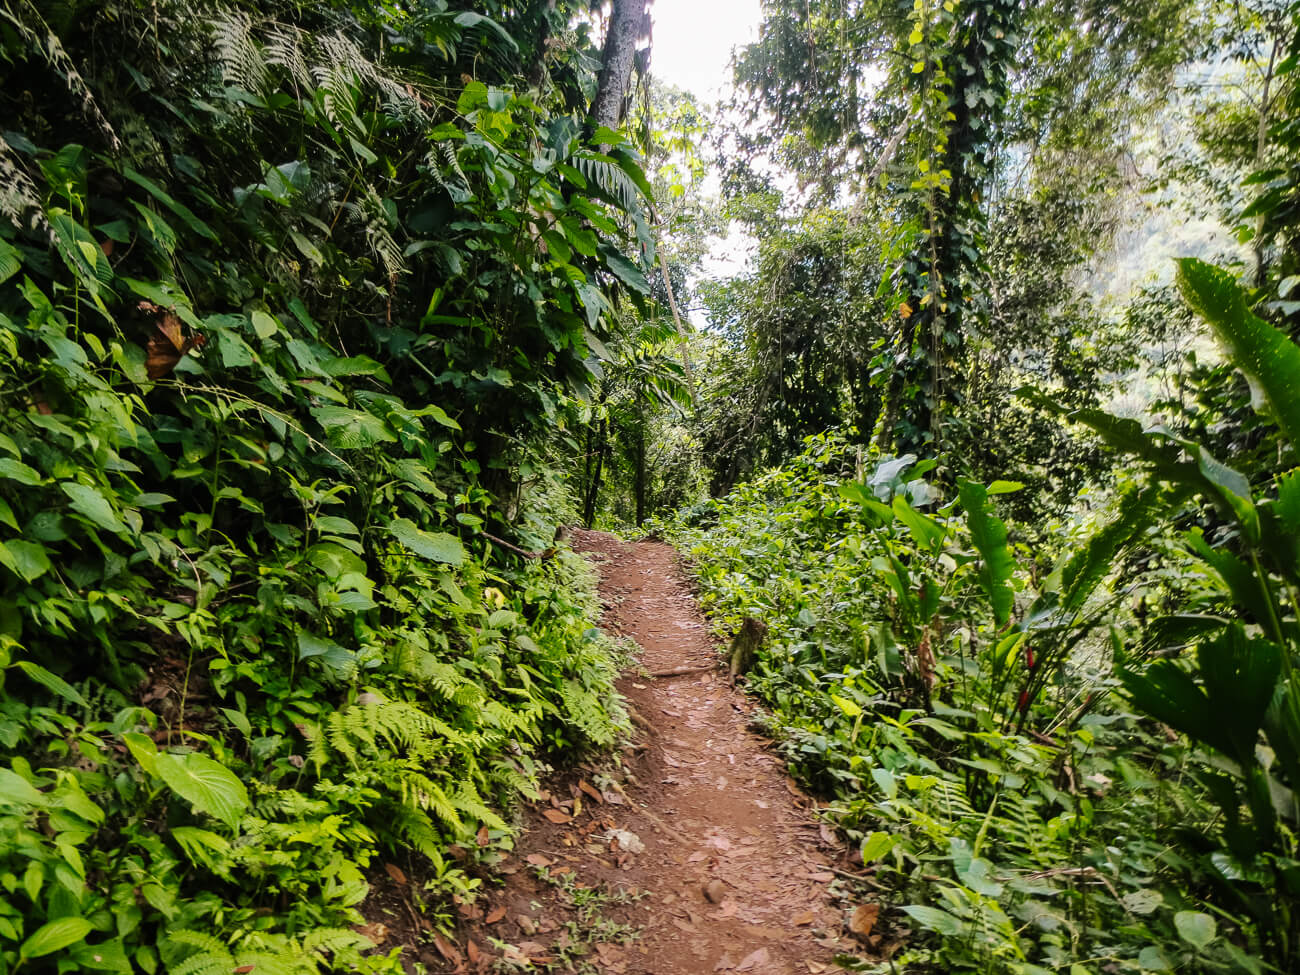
[1,0,1299,972]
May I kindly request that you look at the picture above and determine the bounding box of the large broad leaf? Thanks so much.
[1177,258,1300,447]
[153,752,249,829]
[1194,625,1282,764]
[959,480,1015,627]
[3,540,52,582]
[891,495,947,553]
[1122,624,1280,766]
[297,632,357,679]
[311,406,396,449]
[901,905,965,936]
[20,918,94,959]
[1174,910,1217,949]
[388,518,466,566]
[60,481,128,535]
[1121,661,1223,754]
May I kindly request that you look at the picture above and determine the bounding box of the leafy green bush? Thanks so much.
[668,427,1270,973]
[0,0,639,970]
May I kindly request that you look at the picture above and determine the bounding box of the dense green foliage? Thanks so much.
[6,0,1300,971]
[661,2,1300,972]
[0,0,651,970]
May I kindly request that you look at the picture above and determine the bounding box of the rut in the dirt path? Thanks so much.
[436,530,862,975]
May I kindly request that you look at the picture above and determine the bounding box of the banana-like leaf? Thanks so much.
[959,480,1015,627]
[1177,257,1300,447]
[1121,660,1227,757]
[1123,624,1280,769]
[1058,484,1163,615]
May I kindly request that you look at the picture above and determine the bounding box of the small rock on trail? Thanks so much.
[435,530,852,974]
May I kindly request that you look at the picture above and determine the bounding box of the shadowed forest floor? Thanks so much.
[414,530,870,973]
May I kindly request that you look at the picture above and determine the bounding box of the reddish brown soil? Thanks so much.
[386,530,858,974]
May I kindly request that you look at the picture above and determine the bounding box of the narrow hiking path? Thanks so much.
[434,530,858,974]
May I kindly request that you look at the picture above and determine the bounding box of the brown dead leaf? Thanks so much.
[466,940,480,964]
[736,948,770,971]
[849,903,880,939]
[704,879,726,904]
[542,808,572,824]
[433,933,462,964]
[383,863,407,885]
[820,823,837,844]
[485,905,507,924]
[808,871,835,882]
[785,776,807,798]
[476,825,490,847]
[524,853,552,867]
[792,910,816,926]
[578,780,604,803]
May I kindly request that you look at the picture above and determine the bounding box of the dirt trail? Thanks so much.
[432,531,853,974]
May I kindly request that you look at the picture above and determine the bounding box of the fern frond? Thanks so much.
[264,24,313,93]
[302,926,370,956]
[0,135,46,234]
[422,660,463,698]
[559,678,618,745]
[165,930,231,956]
[212,10,268,94]
[573,152,643,212]
[451,781,507,830]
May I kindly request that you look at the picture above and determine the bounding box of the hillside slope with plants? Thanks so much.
[0,0,655,972]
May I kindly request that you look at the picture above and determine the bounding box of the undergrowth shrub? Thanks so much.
[667,428,1273,974]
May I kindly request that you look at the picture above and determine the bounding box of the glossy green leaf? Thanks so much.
[20,917,94,958]
[1174,910,1217,949]
[388,518,466,566]
[153,752,249,829]
[960,480,1015,627]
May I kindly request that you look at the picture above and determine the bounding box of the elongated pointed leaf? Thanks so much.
[1059,485,1163,615]
[1177,258,1300,447]
[959,480,1015,627]
[20,918,94,959]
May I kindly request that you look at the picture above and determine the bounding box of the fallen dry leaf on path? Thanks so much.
[383,863,406,884]
[433,933,462,964]
[541,808,572,824]
[578,780,604,803]
[524,853,552,867]
[849,903,880,939]
[736,947,770,971]
[485,905,506,924]
[792,910,816,926]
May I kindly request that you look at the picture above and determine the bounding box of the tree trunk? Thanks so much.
[582,419,609,527]
[634,411,646,525]
[592,0,649,130]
